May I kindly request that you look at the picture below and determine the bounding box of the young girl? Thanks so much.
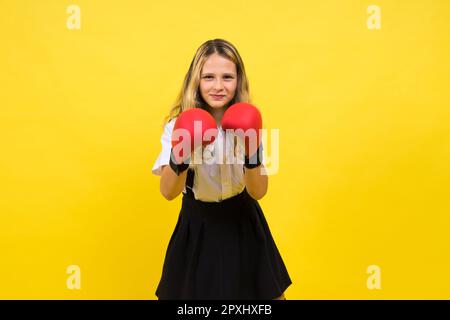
[152,39,292,300]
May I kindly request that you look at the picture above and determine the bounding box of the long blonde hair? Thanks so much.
[163,39,251,126]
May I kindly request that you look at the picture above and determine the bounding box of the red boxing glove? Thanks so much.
[221,102,263,167]
[170,108,217,174]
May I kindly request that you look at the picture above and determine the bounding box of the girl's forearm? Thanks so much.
[244,164,268,200]
[160,165,188,200]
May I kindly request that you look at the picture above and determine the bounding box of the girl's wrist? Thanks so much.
[169,148,190,175]
[244,146,262,169]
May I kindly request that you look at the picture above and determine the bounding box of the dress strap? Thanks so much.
[185,169,195,197]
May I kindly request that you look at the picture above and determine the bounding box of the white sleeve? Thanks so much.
[152,119,176,176]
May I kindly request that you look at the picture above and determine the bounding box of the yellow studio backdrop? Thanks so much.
[1,0,449,299]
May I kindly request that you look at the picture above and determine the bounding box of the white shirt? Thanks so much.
[152,118,265,202]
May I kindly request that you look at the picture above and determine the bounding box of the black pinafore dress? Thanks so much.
[155,169,292,300]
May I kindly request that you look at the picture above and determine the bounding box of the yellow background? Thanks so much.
[1,0,449,299]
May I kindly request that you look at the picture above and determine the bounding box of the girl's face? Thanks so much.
[199,53,237,110]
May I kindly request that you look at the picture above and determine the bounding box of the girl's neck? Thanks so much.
[205,105,226,126]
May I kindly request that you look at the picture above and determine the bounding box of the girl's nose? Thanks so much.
[213,79,224,90]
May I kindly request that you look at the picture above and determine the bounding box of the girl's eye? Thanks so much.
[203,76,234,79]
